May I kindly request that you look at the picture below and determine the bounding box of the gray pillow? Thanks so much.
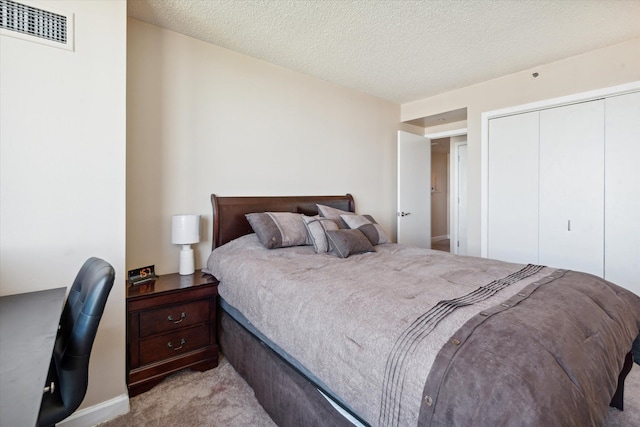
[302,215,339,253]
[341,214,390,245]
[325,229,375,258]
[246,212,308,249]
[316,204,354,229]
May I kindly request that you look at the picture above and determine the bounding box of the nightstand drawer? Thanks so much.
[139,299,209,337]
[139,323,211,365]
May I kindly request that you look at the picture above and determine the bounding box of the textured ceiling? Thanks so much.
[127,0,640,104]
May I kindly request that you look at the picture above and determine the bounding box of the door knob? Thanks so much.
[397,212,411,217]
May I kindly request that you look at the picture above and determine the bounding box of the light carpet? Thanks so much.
[100,356,640,426]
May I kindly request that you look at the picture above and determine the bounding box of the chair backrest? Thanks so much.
[52,257,115,416]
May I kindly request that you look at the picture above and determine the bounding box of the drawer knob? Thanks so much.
[167,312,186,323]
[167,338,186,351]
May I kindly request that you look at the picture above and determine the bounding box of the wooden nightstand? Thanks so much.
[126,270,219,397]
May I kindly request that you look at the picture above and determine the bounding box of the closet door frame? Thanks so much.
[480,80,640,258]
[604,92,640,294]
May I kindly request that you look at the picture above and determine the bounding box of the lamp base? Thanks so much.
[179,245,195,275]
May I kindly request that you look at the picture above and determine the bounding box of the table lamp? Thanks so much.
[171,214,200,275]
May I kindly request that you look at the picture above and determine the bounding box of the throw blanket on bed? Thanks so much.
[206,235,640,427]
[419,269,640,426]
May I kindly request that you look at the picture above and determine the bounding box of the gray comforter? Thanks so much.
[206,235,640,426]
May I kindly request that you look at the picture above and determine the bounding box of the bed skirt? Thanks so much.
[217,306,357,427]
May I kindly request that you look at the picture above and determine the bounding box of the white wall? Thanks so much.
[402,38,640,256]
[0,0,128,418]
[127,19,401,274]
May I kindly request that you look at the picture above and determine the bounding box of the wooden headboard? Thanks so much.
[210,194,355,250]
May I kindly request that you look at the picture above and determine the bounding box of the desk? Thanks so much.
[0,287,66,427]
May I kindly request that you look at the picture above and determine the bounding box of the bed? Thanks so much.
[205,194,640,427]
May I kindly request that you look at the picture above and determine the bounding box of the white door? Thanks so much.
[539,100,605,275]
[397,131,431,248]
[487,111,539,263]
[604,91,640,294]
[456,144,468,255]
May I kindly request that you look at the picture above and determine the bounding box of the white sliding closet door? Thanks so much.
[604,91,640,294]
[539,100,605,275]
[487,111,539,263]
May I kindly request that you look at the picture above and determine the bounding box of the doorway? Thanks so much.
[430,138,450,252]
[425,130,467,255]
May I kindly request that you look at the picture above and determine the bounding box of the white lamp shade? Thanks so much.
[171,215,200,245]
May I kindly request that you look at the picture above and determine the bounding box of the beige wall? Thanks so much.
[126,19,402,274]
[402,38,640,256]
[0,0,128,416]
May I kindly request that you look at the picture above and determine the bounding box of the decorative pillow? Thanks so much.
[302,215,339,253]
[246,212,308,249]
[325,229,375,258]
[316,204,354,229]
[341,214,390,245]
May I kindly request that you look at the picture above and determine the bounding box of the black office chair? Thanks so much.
[37,257,115,427]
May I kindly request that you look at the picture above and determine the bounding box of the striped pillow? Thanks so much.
[325,229,374,258]
[246,212,309,249]
[340,214,390,245]
[302,215,339,253]
[316,204,354,229]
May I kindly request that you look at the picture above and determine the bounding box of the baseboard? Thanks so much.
[431,235,449,242]
[57,393,129,427]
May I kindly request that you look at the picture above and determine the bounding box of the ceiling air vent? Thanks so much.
[0,0,74,51]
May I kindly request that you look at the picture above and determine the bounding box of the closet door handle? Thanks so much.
[567,220,571,231]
